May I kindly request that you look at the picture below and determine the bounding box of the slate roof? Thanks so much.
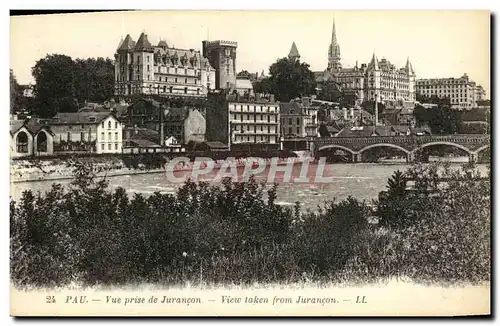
[52,112,112,125]
[117,34,136,51]
[279,102,306,115]
[10,118,54,136]
[135,32,153,51]
[288,42,300,59]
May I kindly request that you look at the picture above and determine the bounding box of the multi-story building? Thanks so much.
[205,92,281,151]
[314,18,416,109]
[51,112,123,154]
[415,73,485,110]
[114,32,216,98]
[279,97,319,138]
[202,40,238,91]
[475,84,486,104]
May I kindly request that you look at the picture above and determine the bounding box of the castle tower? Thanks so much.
[202,40,238,90]
[328,17,342,72]
[133,32,155,94]
[367,52,381,103]
[288,42,300,62]
[114,34,136,96]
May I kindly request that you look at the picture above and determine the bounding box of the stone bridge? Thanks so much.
[311,134,490,163]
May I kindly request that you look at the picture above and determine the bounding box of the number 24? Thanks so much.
[46,296,56,304]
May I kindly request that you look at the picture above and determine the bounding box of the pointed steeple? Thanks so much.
[405,56,415,75]
[117,34,135,52]
[331,16,337,45]
[369,52,379,70]
[117,37,124,50]
[328,15,341,72]
[288,42,300,61]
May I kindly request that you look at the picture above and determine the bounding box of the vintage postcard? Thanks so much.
[9,10,491,317]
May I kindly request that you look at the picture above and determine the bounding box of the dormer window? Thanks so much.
[89,117,97,123]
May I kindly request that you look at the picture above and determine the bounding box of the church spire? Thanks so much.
[328,15,341,72]
[331,16,337,45]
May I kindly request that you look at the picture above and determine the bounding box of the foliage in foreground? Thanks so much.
[10,162,490,288]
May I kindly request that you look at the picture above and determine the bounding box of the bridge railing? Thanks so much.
[314,134,490,145]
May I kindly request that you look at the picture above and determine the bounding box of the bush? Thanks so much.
[10,161,490,287]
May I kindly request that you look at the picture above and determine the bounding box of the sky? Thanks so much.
[10,10,491,97]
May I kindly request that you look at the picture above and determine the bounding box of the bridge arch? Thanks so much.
[317,144,356,155]
[358,143,410,155]
[474,144,490,155]
[413,142,473,155]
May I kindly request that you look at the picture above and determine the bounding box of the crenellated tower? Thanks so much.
[202,40,238,90]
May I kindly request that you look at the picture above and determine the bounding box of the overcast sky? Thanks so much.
[10,10,490,97]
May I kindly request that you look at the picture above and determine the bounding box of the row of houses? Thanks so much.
[10,93,428,158]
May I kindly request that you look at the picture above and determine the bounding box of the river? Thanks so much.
[9,161,489,212]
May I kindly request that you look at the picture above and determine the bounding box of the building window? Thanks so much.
[185,78,188,84]
[115,132,118,141]
[297,118,300,125]
[288,118,292,125]
[115,143,118,150]
[101,132,104,140]
[108,144,111,150]
[169,87,173,93]
[108,132,111,140]
[184,87,188,94]
[81,132,85,142]
[164,86,167,92]
[101,144,104,150]
[297,127,300,134]
[115,122,118,129]
[101,122,104,128]
[288,127,292,134]
[175,78,178,83]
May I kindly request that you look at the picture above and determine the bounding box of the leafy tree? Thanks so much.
[31,54,114,118]
[10,70,23,114]
[253,77,272,95]
[74,57,115,104]
[32,54,78,117]
[414,103,461,134]
[263,57,316,101]
[317,79,342,102]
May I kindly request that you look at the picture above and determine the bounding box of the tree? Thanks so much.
[10,70,22,114]
[31,54,115,118]
[317,79,342,102]
[32,54,79,117]
[74,57,115,104]
[414,103,461,135]
[264,58,316,101]
[253,77,272,95]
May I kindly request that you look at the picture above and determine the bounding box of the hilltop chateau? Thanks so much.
[114,32,239,98]
[313,18,416,109]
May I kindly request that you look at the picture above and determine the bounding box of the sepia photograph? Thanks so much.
[8,8,492,317]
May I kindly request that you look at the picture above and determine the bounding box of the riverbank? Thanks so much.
[10,156,312,183]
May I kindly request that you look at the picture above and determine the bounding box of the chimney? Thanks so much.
[255,93,261,102]
[343,107,347,120]
[302,97,310,107]
[270,94,275,103]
